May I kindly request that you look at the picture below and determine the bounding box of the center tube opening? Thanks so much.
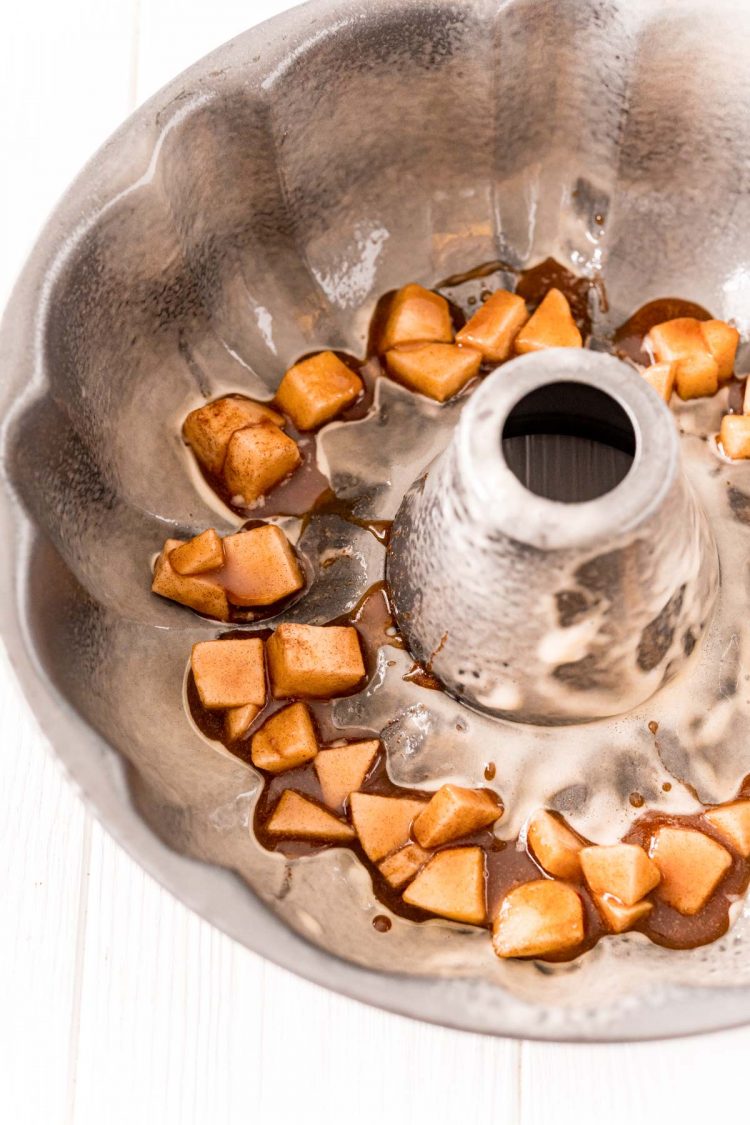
[501,381,636,503]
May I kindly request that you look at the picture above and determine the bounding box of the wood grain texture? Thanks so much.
[2,2,750,1123]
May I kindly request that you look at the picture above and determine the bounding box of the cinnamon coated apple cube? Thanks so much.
[385,343,481,402]
[265,790,355,842]
[266,624,366,698]
[456,289,529,362]
[580,843,660,906]
[378,841,432,889]
[223,423,301,505]
[221,525,304,607]
[313,740,379,809]
[224,703,260,743]
[349,792,427,862]
[276,351,363,430]
[641,362,675,403]
[705,800,750,857]
[412,784,502,848]
[720,415,750,460]
[701,319,739,382]
[402,846,486,925]
[183,396,285,476]
[169,529,224,576]
[492,879,584,958]
[650,826,732,914]
[646,317,708,365]
[191,638,266,710]
[514,289,582,354]
[251,701,318,773]
[380,283,453,350]
[595,894,653,934]
[152,539,230,620]
[673,352,719,400]
[527,809,585,880]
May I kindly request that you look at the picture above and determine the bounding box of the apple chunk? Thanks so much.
[378,842,432,889]
[191,638,266,710]
[704,800,750,857]
[183,396,284,476]
[265,791,355,842]
[152,539,229,620]
[349,793,426,863]
[314,741,380,809]
[251,702,318,773]
[595,894,653,934]
[580,843,660,906]
[385,342,481,402]
[720,415,750,460]
[223,422,301,505]
[221,525,304,607]
[514,289,582,353]
[412,785,502,848]
[641,362,675,403]
[650,827,732,914]
[702,319,739,381]
[492,880,584,959]
[527,809,585,880]
[266,624,366,698]
[169,529,224,576]
[403,847,486,925]
[224,703,260,743]
[456,289,528,362]
[276,351,363,430]
[380,283,453,350]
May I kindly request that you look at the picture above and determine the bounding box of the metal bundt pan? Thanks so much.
[3,0,750,1040]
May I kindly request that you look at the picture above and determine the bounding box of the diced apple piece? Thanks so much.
[385,342,481,402]
[701,319,739,382]
[674,352,719,400]
[314,740,379,809]
[527,809,585,880]
[349,793,427,862]
[220,525,304,607]
[705,800,750,857]
[191,638,266,710]
[378,842,432,889]
[224,703,260,743]
[251,702,318,773]
[720,415,750,460]
[650,826,732,914]
[492,879,584,958]
[223,423,301,505]
[743,379,750,414]
[183,396,284,476]
[646,317,708,365]
[265,790,355,842]
[380,284,453,350]
[412,784,502,848]
[403,846,486,925]
[152,539,230,620]
[596,894,653,934]
[641,362,675,403]
[276,351,363,430]
[580,843,660,906]
[514,289,582,354]
[266,624,366,698]
[169,529,224,576]
[456,289,529,362]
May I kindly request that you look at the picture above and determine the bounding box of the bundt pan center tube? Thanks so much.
[3,0,750,1040]
[387,350,720,723]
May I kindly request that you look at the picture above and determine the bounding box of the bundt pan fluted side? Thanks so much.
[3,0,750,1040]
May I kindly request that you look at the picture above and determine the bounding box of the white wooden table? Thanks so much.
[1,2,748,1121]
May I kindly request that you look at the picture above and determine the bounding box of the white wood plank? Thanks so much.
[0,645,90,1125]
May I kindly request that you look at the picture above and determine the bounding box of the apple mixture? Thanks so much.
[152,260,750,960]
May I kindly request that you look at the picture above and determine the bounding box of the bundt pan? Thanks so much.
[3,0,750,1040]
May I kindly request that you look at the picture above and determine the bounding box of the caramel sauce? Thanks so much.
[180,261,749,960]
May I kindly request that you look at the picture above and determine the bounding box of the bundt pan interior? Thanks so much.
[3,0,750,1040]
